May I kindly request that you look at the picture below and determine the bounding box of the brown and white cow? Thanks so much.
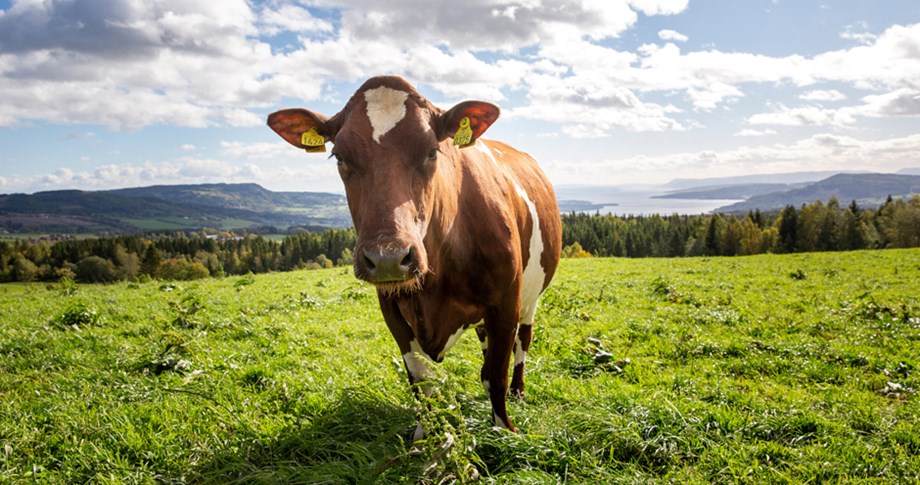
[268,76,561,435]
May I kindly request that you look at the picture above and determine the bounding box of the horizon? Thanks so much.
[2,1,920,195]
[3,167,920,197]
[4,167,918,198]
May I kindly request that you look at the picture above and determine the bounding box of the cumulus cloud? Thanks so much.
[734,128,777,137]
[544,132,920,186]
[627,0,689,16]
[0,0,918,143]
[1,154,342,193]
[748,105,858,127]
[750,87,920,128]
[0,0,696,132]
[658,29,688,42]
[510,73,685,135]
[860,88,920,117]
[799,89,847,101]
[259,4,333,36]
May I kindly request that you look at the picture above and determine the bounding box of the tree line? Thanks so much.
[1,195,918,283]
[0,229,356,283]
[563,195,920,258]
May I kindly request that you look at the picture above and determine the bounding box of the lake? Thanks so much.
[555,186,743,216]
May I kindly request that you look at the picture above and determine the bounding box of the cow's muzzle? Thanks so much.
[359,245,422,284]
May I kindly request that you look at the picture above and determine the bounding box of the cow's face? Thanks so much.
[268,77,498,294]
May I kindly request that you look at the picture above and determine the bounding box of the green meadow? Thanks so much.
[1,249,918,483]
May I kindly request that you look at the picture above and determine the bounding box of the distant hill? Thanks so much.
[655,183,809,200]
[716,173,920,212]
[664,171,860,190]
[108,183,344,214]
[0,183,350,234]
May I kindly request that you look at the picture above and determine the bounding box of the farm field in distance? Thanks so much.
[1,249,918,483]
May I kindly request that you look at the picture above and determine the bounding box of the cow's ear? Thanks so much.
[438,101,500,148]
[267,108,331,153]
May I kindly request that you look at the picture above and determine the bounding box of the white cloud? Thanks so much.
[627,0,690,16]
[658,29,688,42]
[180,144,196,151]
[511,73,684,135]
[259,4,333,36]
[544,132,920,186]
[840,22,877,45]
[220,140,295,160]
[860,88,920,117]
[0,0,917,146]
[0,155,342,194]
[799,89,846,101]
[749,87,920,127]
[734,128,777,137]
[748,105,858,126]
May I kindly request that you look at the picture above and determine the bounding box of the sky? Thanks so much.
[1,0,919,195]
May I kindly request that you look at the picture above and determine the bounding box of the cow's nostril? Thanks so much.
[363,253,376,270]
[401,248,415,268]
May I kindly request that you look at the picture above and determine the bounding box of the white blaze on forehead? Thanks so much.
[514,181,545,325]
[364,86,409,143]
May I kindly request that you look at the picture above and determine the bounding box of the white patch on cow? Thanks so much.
[480,336,489,353]
[482,379,490,393]
[475,141,499,167]
[438,327,466,361]
[514,327,528,366]
[403,340,435,397]
[364,86,409,143]
[513,181,545,326]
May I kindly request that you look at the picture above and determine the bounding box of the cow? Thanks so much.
[268,76,561,436]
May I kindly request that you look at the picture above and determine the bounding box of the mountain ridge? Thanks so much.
[715,173,920,212]
[1,183,350,233]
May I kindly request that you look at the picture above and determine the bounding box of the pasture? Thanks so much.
[1,249,918,483]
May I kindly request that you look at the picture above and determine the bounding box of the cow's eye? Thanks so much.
[427,148,438,161]
[332,153,344,166]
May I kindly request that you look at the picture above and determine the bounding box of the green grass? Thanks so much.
[1,250,918,483]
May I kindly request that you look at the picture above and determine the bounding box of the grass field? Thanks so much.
[1,249,918,483]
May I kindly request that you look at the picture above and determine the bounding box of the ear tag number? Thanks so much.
[453,117,473,147]
[301,128,326,153]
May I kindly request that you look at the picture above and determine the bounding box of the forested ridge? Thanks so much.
[563,195,920,258]
[2,195,919,283]
[1,229,356,283]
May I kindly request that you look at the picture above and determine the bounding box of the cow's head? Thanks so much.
[268,76,499,294]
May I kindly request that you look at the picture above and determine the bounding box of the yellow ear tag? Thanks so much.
[453,116,473,147]
[301,128,326,153]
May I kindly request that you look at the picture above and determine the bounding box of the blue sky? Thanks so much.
[1,0,919,194]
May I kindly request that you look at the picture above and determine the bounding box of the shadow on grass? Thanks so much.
[192,386,417,484]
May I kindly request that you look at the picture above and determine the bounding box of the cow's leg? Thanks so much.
[474,325,490,394]
[510,322,533,398]
[475,325,488,357]
[378,294,432,441]
[481,307,519,432]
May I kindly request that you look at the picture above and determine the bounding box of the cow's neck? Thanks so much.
[394,143,483,359]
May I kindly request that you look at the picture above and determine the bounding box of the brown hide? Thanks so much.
[268,76,561,433]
